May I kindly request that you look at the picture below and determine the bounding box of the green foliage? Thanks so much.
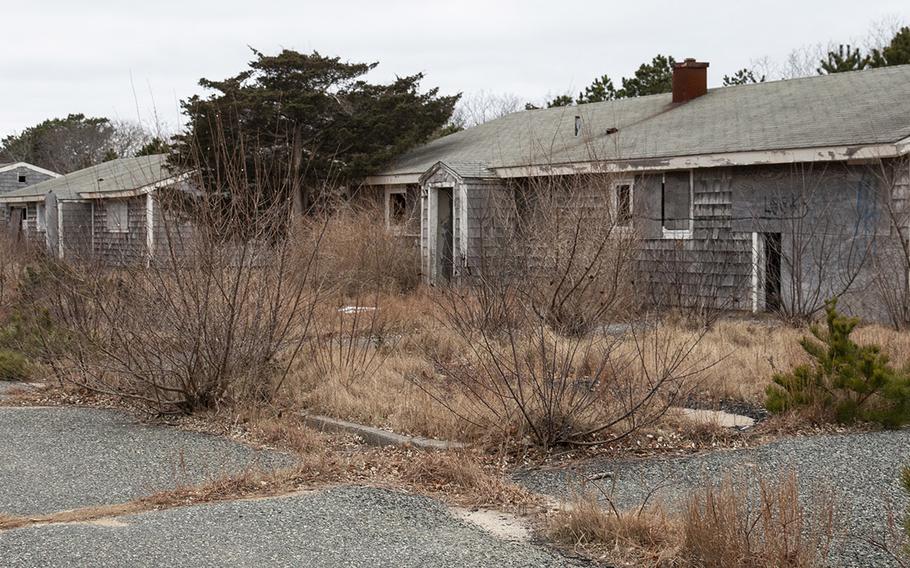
[0,113,116,173]
[546,94,574,108]
[870,26,910,68]
[817,44,869,74]
[0,349,28,381]
[171,48,458,211]
[766,300,910,427]
[576,74,617,104]
[135,137,170,156]
[616,54,676,98]
[723,68,766,86]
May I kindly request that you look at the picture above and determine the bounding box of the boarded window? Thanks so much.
[614,183,633,227]
[105,200,129,232]
[36,203,45,231]
[662,171,692,232]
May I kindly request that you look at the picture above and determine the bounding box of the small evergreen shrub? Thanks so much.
[765,299,910,427]
[0,349,28,381]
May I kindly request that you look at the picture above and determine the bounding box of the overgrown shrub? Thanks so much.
[0,349,28,381]
[316,207,420,296]
[765,299,910,427]
[421,174,710,450]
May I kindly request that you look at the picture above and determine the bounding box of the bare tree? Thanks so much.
[29,131,330,413]
[450,90,522,129]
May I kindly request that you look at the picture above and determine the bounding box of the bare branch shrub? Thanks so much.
[421,173,711,450]
[870,156,910,329]
[29,147,328,413]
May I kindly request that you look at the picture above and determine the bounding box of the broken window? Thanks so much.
[389,192,407,224]
[614,183,633,227]
[17,174,26,183]
[105,200,129,232]
[662,171,692,236]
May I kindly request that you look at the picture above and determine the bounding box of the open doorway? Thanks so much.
[764,232,782,313]
[7,207,25,242]
[435,187,454,283]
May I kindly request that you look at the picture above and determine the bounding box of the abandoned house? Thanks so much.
[364,61,910,322]
[0,154,192,264]
[0,161,60,232]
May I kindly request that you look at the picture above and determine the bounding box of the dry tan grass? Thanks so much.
[547,496,678,567]
[280,296,910,445]
[687,319,910,405]
[681,472,836,568]
[546,471,836,568]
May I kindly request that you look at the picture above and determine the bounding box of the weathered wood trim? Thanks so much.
[367,141,910,186]
[145,193,154,266]
[0,162,60,178]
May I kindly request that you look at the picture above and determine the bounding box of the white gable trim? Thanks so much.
[0,162,60,178]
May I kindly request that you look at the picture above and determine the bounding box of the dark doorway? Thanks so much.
[7,207,25,242]
[436,187,454,283]
[764,232,782,312]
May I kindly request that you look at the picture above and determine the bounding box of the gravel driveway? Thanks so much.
[0,406,294,515]
[515,429,910,567]
[0,486,584,567]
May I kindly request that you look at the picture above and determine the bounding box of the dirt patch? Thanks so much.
[451,507,532,542]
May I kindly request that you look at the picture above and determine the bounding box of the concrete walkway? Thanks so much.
[0,405,583,567]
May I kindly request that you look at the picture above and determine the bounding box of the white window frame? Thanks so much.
[612,179,635,229]
[105,199,129,233]
[36,203,45,232]
[661,170,694,240]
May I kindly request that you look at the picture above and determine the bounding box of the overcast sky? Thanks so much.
[3,0,907,138]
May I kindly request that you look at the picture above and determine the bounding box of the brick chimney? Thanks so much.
[672,59,709,103]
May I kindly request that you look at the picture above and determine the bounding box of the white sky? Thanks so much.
[2,0,908,137]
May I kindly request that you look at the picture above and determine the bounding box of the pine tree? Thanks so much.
[616,54,676,98]
[576,75,617,104]
[171,49,457,211]
[766,299,910,427]
[722,68,765,86]
[870,26,910,67]
[817,44,869,74]
[546,94,574,108]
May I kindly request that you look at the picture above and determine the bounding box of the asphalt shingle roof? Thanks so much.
[0,154,173,202]
[380,65,910,178]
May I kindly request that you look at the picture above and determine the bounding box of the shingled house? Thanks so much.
[0,161,60,235]
[364,61,910,322]
[0,154,192,264]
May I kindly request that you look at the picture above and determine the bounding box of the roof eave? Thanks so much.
[0,194,45,204]
[77,172,190,200]
[494,141,908,178]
